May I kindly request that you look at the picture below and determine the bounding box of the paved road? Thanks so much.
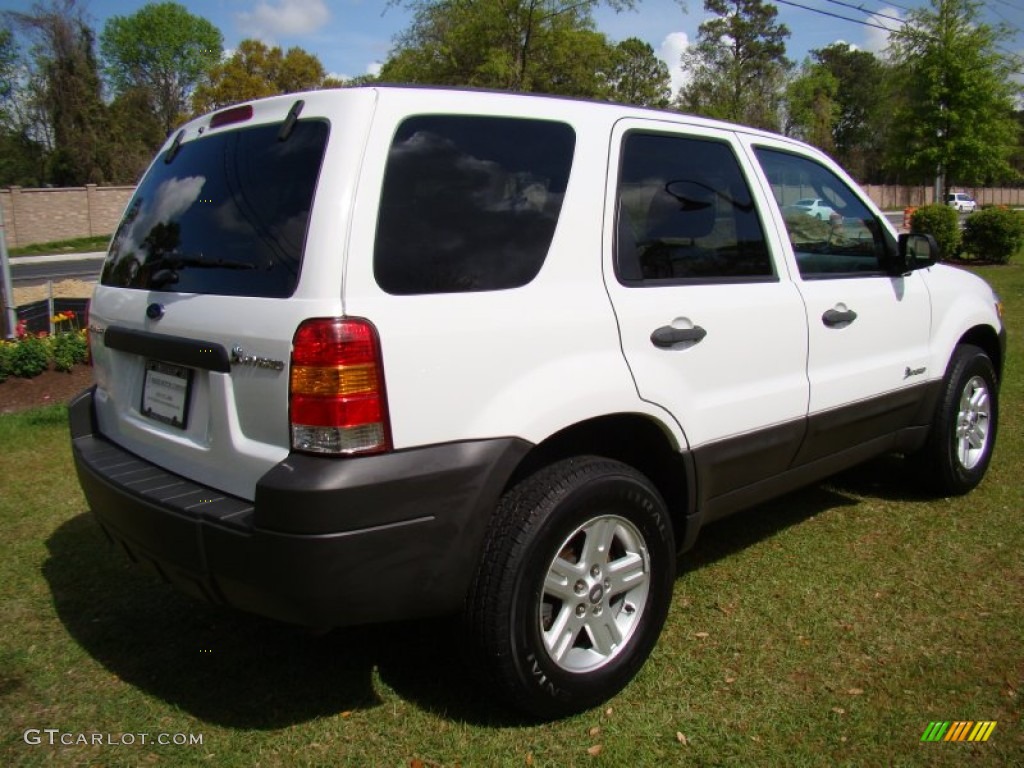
[884,211,904,230]
[9,252,106,285]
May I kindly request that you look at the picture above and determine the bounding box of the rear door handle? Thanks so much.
[822,308,857,328]
[651,325,707,348]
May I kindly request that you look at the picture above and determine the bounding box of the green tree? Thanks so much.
[0,24,15,111]
[783,59,837,152]
[605,37,671,107]
[680,0,791,130]
[275,46,327,93]
[0,130,48,186]
[106,85,164,182]
[887,0,1021,188]
[8,0,110,185]
[522,11,614,98]
[0,22,48,185]
[191,40,330,114]
[100,2,222,134]
[379,0,636,96]
[1012,110,1024,179]
[810,43,891,182]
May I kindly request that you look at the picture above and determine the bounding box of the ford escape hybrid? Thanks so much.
[70,86,1005,718]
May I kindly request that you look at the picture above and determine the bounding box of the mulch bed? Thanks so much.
[0,365,94,415]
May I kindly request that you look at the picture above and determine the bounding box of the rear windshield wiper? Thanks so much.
[147,251,255,288]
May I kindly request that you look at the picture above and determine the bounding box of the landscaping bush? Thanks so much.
[0,311,89,380]
[51,330,89,372]
[910,203,961,260]
[961,206,1024,264]
[7,334,50,378]
[0,341,12,383]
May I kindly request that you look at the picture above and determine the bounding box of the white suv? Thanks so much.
[70,87,1005,718]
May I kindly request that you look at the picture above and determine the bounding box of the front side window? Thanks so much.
[374,115,576,295]
[754,147,895,278]
[102,119,328,298]
[616,132,773,283]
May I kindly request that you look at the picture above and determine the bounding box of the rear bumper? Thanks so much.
[69,387,530,627]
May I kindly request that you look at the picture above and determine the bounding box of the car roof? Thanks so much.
[253,83,825,149]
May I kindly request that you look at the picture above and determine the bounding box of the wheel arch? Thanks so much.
[955,324,1004,383]
[504,413,695,551]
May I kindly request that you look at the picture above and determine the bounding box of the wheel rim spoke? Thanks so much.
[544,557,583,602]
[579,517,617,565]
[544,604,585,663]
[588,613,624,657]
[607,551,647,595]
[954,376,991,470]
[540,514,651,673]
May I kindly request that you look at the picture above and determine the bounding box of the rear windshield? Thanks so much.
[374,115,576,294]
[101,119,328,298]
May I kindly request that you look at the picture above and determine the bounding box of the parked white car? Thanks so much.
[946,192,977,212]
[70,86,1005,718]
[784,197,837,220]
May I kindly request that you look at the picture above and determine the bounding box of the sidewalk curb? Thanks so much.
[9,252,106,264]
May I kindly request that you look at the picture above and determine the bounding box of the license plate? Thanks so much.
[141,360,193,429]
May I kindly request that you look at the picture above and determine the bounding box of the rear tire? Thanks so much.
[466,456,675,719]
[914,344,998,495]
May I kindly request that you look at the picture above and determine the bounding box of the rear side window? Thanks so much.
[374,115,576,295]
[616,132,773,283]
[101,119,328,298]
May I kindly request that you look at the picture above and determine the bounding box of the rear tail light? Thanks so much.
[289,317,392,455]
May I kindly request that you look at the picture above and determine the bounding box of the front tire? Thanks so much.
[916,344,998,495]
[466,456,675,718]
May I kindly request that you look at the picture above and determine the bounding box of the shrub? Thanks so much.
[51,330,89,372]
[0,341,13,383]
[0,321,91,382]
[961,206,1024,264]
[8,334,50,378]
[910,203,961,260]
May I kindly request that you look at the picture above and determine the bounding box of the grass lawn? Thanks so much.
[1,264,1021,767]
[8,235,111,258]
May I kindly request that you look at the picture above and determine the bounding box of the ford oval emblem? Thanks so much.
[146,303,165,320]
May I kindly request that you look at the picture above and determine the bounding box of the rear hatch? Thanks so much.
[88,93,363,500]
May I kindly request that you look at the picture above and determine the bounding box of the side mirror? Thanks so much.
[894,232,938,275]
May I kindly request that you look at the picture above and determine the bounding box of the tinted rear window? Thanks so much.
[374,115,576,294]
[101,119,328,298]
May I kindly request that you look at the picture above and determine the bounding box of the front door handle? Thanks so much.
[822,308,857,328]
[651,325,707,348]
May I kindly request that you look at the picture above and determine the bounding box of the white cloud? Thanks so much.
[121,176,206,255]
[366,61,383,78]
[863,7,903,55]
[657,32,690,96]
[236,0,331,41]
[153,177,206,222]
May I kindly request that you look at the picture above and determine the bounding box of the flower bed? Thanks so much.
[0,312,89,382]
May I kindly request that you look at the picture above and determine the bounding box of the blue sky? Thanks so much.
[6,0,1023,94]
